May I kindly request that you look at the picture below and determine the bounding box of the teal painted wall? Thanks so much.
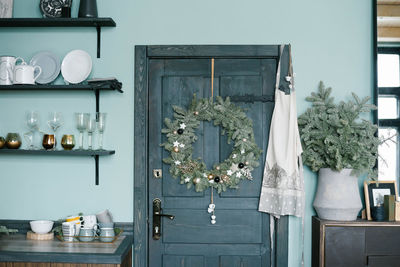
[0,1,372,266]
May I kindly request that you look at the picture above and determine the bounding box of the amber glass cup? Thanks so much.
[61,135,75,150]
[42,134,56,150]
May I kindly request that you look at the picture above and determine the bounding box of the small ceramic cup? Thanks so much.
[99,222,114,228]
[99,227,115,242]
[79,227,95,242]
[61,134,75,150]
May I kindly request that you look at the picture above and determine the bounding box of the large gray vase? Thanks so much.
[313,168,362,221]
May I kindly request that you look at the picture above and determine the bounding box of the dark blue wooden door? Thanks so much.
[148,58,276,267]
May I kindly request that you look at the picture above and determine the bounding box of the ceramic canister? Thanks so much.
[99,227,115,242]
[0,56,22,85]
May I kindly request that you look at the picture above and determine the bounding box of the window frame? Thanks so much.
[377,47,400,180]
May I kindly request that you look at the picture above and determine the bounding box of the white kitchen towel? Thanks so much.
[258,44,304,218]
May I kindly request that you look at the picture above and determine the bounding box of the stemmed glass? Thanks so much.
[75,113,90,150]
[96,112,107,150]
[24,111,39,150]
[86,119,96,150]
[48,112,63,150]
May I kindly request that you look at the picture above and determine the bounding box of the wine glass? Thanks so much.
[86,119,96,150]
[48,112,63,132]
[75,113,90,150]
[24,111,39,149]
[96,112,107,150]
[48,112,63,150]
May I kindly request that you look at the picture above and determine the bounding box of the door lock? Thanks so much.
[152,198,175,240]
[153,169,162,179]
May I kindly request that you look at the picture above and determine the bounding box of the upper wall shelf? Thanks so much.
[0,81,123,113]
[0,18,117,58]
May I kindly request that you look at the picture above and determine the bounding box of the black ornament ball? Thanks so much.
[238,163,245,169]
[177,129,184,135]
[214,176,220,183]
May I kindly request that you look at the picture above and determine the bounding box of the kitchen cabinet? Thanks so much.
[0,249,132,267]
[312,216,400,267]
[0,233,133,266]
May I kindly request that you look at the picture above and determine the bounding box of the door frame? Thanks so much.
[134,45,289,267]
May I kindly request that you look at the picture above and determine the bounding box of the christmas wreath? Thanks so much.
[162,95,262,193]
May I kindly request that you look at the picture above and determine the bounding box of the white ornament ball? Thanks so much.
[211,220,216,224]
[208,208,213,213]
[209,204,215,209]
[243,138,247,142]
[211,215,216,220]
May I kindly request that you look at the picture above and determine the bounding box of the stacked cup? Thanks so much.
[96,209,115,242]
[61,222,75,241]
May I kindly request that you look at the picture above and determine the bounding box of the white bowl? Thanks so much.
[30,220,54,234]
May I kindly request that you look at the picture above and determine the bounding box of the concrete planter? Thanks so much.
[313,168,362,221]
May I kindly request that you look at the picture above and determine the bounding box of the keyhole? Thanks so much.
[156,171,160,177]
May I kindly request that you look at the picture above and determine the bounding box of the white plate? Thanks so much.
[61,50,92,84]
[30,51,61,84]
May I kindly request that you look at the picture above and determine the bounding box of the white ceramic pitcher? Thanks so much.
[0,56,23,85]
[14,61,42,85]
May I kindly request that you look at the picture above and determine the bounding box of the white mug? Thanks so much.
[14,62,41,85]
[0,56,23,85]
[82,215,97,229]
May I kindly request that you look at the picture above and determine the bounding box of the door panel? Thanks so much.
[163,255,205,267]
[220,255,262,267]
[163,210,262,243]
[149,58,276,267]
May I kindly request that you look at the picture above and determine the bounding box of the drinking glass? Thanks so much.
[48,112,63,133]
[75,113,90,150]
[86,119,96,150]
[48,112,63,150]
[25,111,39,149]
[96,112,107,150]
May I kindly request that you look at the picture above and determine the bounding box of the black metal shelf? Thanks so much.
[0,17,116,58]
[0,82,123,113]
[0,149,115,156]
[0,81,122,185]
[0,149,115,185]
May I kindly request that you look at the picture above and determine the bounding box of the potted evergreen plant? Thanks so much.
[298,81,380,221]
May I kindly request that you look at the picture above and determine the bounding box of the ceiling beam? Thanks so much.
[378,27,400,41]
[378,0,400,4]
[378,4,400,17]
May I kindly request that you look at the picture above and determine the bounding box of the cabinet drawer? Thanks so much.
[368,256,400,267]
[366,227,400,255]
[324,227,365,267]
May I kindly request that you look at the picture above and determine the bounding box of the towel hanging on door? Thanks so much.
[258,44,304,218]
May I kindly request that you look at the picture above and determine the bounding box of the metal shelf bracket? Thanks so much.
[96,25,101,58]
[94,155,100,185]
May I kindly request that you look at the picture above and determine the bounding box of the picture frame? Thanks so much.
[364,180,398,221]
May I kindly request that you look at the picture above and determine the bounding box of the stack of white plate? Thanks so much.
[30,49,92,85]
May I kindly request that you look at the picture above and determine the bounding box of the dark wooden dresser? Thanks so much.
[312,216,400,267]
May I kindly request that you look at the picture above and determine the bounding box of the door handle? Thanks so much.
[153,198,175,240]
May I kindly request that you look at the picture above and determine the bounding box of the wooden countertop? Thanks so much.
[0,234,133,264]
